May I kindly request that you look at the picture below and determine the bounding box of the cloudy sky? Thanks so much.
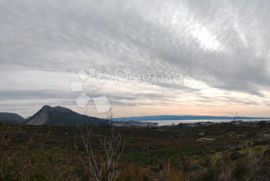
[1,0,270,118]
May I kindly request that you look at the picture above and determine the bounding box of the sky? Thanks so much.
[1,0,270,118]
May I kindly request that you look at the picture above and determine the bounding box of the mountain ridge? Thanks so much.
[26,105,109,126]
[0,112,25,124]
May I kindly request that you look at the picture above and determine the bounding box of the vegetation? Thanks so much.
[0,121,270,180]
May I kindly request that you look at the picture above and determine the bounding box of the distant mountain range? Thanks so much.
[0,105,109,126]
[26,105,109,126]
[0,112,25,124]
[113,115,270,121]
[1,106,270,126]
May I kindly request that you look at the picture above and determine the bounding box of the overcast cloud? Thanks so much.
[1,0,270,117]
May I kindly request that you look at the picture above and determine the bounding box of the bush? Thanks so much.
[234,160,248,180]
[230,151,243,161]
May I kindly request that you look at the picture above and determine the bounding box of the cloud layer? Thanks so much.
[1,0,270,117]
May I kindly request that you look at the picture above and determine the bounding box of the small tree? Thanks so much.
[75,109,125,181]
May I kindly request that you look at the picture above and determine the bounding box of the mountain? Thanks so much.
[0,113,25,124]
[114,115,270,121]
[26,105,109,126]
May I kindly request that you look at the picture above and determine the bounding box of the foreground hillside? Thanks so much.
[0,122,270,181]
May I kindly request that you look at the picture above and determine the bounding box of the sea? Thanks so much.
[142,118,270,126]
